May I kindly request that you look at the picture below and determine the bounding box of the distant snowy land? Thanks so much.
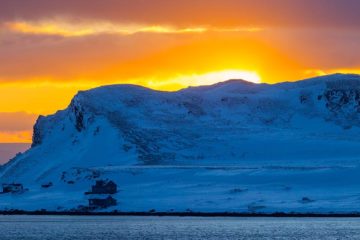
[0,143,30,164]
[1,74,360,213]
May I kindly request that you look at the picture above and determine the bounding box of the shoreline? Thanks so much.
[1,211,360,217]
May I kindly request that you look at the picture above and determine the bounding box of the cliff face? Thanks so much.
[2,74,360,213]
[31,116,45,147]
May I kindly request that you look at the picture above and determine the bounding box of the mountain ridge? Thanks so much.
[1,73,360,213]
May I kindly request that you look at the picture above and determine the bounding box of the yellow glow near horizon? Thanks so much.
[0,70,261,114]
[191,70,261,85]
[1,68,359,143]
[304,69,360,77]
[147,70,261,90]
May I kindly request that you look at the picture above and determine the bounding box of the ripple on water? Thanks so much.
[0,216,359,240]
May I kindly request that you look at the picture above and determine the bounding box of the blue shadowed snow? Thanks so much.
[1,74,360,213]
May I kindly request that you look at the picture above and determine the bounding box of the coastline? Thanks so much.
[1,210,360,217]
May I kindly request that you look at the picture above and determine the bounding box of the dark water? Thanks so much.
[0,216,359,239]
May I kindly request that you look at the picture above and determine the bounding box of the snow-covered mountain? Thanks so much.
[1,73,360,213]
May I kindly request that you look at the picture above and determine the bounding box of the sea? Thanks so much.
[0,215,359,239]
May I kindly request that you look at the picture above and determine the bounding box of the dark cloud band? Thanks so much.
[1,0,359,28]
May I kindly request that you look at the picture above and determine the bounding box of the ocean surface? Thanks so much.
[0,216,359,239]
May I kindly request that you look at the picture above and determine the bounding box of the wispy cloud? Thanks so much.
[3,20,262,37]
[304,68,360,77]
[0,112,37,132]
[0,112,36,143]
[0,131,33,143]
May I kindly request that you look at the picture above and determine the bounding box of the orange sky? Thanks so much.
[1,0,360,143]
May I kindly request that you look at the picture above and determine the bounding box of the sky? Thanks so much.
[1,0,360,152]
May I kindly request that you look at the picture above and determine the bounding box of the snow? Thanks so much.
[1,73,360,213]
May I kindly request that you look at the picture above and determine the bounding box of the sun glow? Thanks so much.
[191,70,261,85]
[147,70,261,90]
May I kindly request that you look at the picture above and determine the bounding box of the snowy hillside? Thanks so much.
[1,73,360,213]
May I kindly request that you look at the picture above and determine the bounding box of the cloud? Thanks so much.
[263,28,360,69]
[0,131,33,143]
[304,68,360,77]
[0,112,38,131]
[3,19,261,37]
[0,112,37,143]
[1,0,360,29]
[0,1,359,84]
[0,31,183,81]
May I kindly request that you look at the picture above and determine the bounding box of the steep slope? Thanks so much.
[1,73,360,213]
